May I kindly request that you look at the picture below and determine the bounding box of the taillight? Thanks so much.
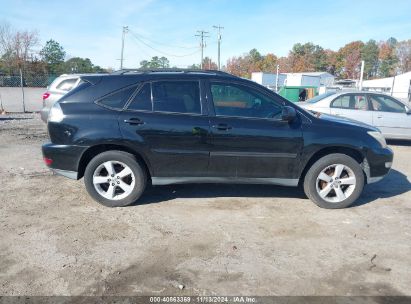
[43,92,50,100]
[43,157,53,166]
[48,102,65,122]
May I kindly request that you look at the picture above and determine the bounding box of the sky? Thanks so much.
[1,0,411,70]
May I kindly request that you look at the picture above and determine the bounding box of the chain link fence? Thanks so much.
[0,74,57,87]
[0,74,58,112]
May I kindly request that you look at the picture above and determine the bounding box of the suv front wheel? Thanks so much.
[303,153,364,209]
[84,151,146,207]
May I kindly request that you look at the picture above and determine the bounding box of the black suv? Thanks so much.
[42,69,393,209]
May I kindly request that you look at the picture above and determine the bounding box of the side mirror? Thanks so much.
[281,106,297,122]
[406,106,411,115]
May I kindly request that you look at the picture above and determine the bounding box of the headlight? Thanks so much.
[367,131,387,148]
[48,102,65,123]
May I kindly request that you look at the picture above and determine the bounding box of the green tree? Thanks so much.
[187,63,200,69]
[226,49,278,78]
[361,40,379,79]
[40,39,65,75]
[202,57,218,70]
[140,56,170,69]
[248,48,262,63]
[337,41,364,78]
[386,37,398,48]
[379,40,398,77]
[63,57,95,73]
[260,53,278,72]
[324,49,338,75]
[289,42,327,72]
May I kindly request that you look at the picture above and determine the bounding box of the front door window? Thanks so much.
[210,83,282,119]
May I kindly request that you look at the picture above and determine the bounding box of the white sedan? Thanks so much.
[299,91,411,140]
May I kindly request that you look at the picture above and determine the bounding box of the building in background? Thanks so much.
[283,72,335,88]
[251,71,335,102]
[251,72,335,91]
[362,71,411,102]
[251,72,287,91]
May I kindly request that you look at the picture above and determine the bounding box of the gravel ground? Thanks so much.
[0,113,410,296]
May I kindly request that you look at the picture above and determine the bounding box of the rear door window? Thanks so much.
[331,94,368,110]
[152,81,201,114]
[127,83,152,111]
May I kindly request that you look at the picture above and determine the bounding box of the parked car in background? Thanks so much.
[40,74,82,122]
[42,69,393,209]
[299,91,411,140]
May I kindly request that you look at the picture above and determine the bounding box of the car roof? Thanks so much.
[111,68,236,77]
[79,69,245,87]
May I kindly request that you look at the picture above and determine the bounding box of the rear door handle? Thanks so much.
[124,118,145,125]
[212,123,232,131]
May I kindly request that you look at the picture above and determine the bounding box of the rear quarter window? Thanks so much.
[97,86,137,110]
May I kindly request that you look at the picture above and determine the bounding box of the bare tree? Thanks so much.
[396,40,411,74]
[0,22,14,56]
[0,22,39,73]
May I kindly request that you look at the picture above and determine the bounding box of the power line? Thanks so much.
[195,30,209,69]
[129,30,201,58]
[213,25,224,70]
[130,31,199,50]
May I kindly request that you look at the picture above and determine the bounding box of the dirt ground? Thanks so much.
[0,113,410,296]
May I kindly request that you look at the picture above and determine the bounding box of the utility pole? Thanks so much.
[275,64,280,92]
[195,30,209,69]
[19,68,26,113]
[359,60,365,90]
[120,26,129,70]
[213,25,224,70]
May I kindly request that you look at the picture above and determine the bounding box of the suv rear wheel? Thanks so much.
[84,151,146,207]
[303,153,364,209]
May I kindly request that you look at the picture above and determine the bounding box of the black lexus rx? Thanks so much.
[42,69,393,209]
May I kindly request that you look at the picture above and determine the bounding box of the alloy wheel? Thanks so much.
[315,164,356,203]
[92,161,135,200]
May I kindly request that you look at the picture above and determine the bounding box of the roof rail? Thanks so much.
[111,68,236,77]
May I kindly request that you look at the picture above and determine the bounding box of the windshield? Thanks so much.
[306,91,336,104]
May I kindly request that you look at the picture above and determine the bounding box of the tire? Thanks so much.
[84,151,147,207]
[303,153,364,209]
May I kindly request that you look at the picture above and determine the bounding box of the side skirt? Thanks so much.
[151,177,299,187]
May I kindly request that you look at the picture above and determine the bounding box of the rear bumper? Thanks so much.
[51,168,78,179]
[42,143,88,180]
[40,107,49,123]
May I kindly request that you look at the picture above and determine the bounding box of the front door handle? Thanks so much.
[212,123,232,131]
[124,118,145,125]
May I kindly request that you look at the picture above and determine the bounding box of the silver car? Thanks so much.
[40,74,82,122]
[299,91,411,140]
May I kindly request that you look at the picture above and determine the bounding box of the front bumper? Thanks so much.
[42,143,88,180]
[364,146,393,184]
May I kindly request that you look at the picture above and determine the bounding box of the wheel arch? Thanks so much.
[77,144,152,179]
[299,146,366,185]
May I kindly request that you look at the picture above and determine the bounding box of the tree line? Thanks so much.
[138,38,411,80]
[0,22,106,77]
[225,38,411,79]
